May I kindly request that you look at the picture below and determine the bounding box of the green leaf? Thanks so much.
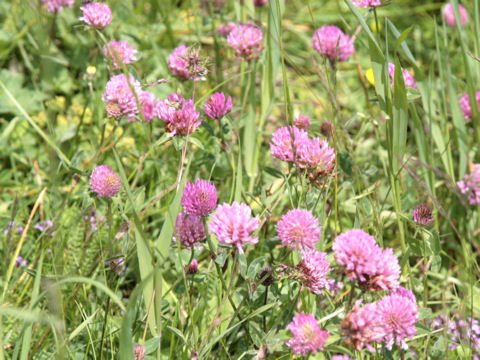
[391,57,408,175]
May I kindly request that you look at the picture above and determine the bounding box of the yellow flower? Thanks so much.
[32,111,47,127]
[366,68,375,86]
[86,66,96,76]
[57,114,68,126]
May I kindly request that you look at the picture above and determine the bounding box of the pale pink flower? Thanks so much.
[270,126,309,163]
[312,26,354,62]
[204,92,233,120]
[286,313,329,355]
[352,0,381,7]
[42,0,74,13]
[388,63,417,89]
[102,74,142,121]
[181,179,217,217]
[167,45,207,81]
[294,114,310,130]
[174,212,206,248]
[391,286,417,304]
[139,91,159,122]
[457,164,480,205]
[208,202,259,252]
[333,229,400,291]
[444,3,468,27]
[227,22,263,61]
[80,2,112,30]
[133,344,146,360]
[90,165,121,198]
[276,209,321,249]
[296,247,332,294]
[15,256,27,267]
[168,45,189,80]
[376,293,419,349]
[158,93,201,137]
[371,247,401,291]
[102,40,138,70]
[331,356,353,360]
[459,91,480,119]
[270,126,335,174]
[342,301,385,351]
[297,138,336,172]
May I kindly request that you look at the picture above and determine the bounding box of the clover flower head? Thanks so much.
[227,22,263,61]
[42,0,75,13]
[102,40,138,70]
[312,25,354,62]
[204,92,233,120]
[89,165,121,198]
[444,3,468,27]
[286,313,329,355]
[158,93,201,137]
[376,293,419,349]
[174,212,206,248]
[297,247,332,294]
[208,202,260,252]
[457,164,480,205]
[276,209,321,249]
[459,92,480,119]
[80,2,112,30]
[181,179,218,217]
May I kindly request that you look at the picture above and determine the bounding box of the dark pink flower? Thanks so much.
[276,209,321,249]
[90,165,121,198]
[185,259,199,274]
[204,92,233,120]
[80,2,112,30]
[253,0,268,6]
[174,212,206,248]
[227,22,263,61]
[413,204,434,226]
[208,202,259,252]
[158,93,201,137]
[102,40,138,70]
[181,179,217,217]
[286,313,329,355]
[312,26,354,62]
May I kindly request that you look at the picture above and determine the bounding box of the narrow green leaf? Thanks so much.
[392,57,408,175]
